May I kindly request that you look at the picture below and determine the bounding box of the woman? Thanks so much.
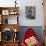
[21,28,41,46]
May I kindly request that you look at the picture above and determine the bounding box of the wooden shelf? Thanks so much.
[0,7,19,10]
[0,40,19,46]
[0,7,19,24]
[0,7,19,46]
[0,24,20,32]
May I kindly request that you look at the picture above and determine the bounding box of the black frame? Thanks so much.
[25,6,36,19]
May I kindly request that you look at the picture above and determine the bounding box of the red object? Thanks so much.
[21,28,41,46]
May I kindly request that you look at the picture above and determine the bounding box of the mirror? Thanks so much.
[2,16,18,24]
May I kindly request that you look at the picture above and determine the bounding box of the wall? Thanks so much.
[0,0,44,26]
[18,0,44,26]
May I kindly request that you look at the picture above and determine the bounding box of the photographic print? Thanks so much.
[2,10,9,15]
[25,6,36,19]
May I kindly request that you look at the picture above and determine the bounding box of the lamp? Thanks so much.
[15,0,17,7]
[14,28,17,32]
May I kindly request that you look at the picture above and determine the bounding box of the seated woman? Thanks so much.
[21,28,41,46]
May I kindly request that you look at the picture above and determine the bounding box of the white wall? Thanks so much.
[0,0,44,26]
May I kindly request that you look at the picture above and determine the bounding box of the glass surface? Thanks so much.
[2,10,9,15]
[1,28,18,41]
[2,16,18,24]
[25,6,35,19]
[8,16,18,24]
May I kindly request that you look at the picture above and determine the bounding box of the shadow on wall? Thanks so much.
[18,26,44,44]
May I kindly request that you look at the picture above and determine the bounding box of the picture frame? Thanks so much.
[25,6,36,19]
[2,10,9,15]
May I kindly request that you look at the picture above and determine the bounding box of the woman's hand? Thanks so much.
[25,36,38,46]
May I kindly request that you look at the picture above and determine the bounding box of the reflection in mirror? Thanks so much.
[1,28,18,41]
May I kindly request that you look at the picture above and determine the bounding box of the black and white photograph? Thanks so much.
[25,6,36,19]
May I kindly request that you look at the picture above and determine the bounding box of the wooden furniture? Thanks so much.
[0,7,19,24]
[0,24,19,32]
[2,40,19,46]
[0,7,19,46]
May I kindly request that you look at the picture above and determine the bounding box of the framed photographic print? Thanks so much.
[25,6,36,19]
[2,10,9,15]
